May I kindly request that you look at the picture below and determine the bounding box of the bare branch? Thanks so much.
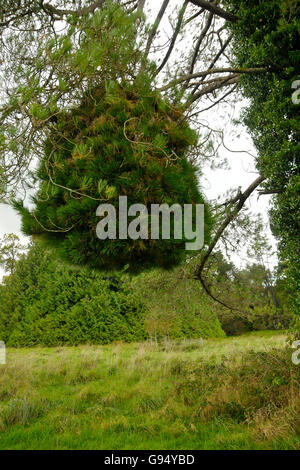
[155,1,188,76]
[192,33,233,95]
[258,189,284,196]
[192,83,238,114]
[142,0,170,62]
[189,12,214,76]
[42,0,107,18]
[188,0,238,23]
[160,67,269,91]
[188,74,239,104]
[195,175,265,311]
[185,8,205,24]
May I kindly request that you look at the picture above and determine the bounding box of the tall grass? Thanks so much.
[0,331,299,450]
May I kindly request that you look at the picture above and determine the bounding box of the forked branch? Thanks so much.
[195,175,265,311]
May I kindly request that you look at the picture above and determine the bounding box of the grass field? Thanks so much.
[0,331,299,450]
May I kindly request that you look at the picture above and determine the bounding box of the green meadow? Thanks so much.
[0,331,299,450]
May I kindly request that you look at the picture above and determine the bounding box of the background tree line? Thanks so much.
[0,235,292,346]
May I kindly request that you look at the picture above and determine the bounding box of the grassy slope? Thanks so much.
[0,331,299,450]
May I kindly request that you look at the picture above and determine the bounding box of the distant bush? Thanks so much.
[218,308,292,336]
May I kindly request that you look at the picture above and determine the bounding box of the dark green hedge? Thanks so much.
[0,244,146,346]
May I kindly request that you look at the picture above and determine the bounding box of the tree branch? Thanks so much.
[258,189,284,196]
[188,74,239,104]
[189,12,214,76]
[0,0,108,27]
[155,1,188,76]
[42,0,107,18]
[188,0,238,23]
[143,0,170,62]
[160,67,269,91]
[191,33,233,95]
[192,83,238,114]
[137,0,146,12]
[195,175,265,311]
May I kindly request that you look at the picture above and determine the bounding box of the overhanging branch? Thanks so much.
[42,0,107,18]
[159,67,269,92]
[196,175,265,311]
[188,0,238,23]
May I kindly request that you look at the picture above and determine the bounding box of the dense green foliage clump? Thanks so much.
[15,81,211,272]
[0,244,147,346]
[224,0,300,328]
